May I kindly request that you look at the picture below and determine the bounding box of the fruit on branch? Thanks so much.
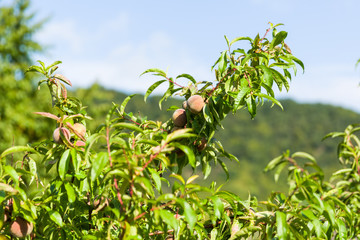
[53,127,71,144]
[9,217,33,238]
[72,123,86,138]
[187,95,205,114]
[172,109,187,127]
[182,100,187,109]
[196,138,207,152]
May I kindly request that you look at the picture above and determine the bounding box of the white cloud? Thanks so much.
[36,20,84,54]
[49,30,212,96]
[277,64,360,112]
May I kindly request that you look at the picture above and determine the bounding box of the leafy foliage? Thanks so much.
[1,20,360,240]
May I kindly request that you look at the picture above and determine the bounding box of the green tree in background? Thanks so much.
[0,0,51,151]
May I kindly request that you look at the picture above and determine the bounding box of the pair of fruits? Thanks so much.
[172,95,205,127]
[53,123,86,146]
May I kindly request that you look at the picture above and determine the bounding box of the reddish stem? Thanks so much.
[106,127,113,167]
[207,68,236,99]
[113,177,124,206]
[166,76,184,88]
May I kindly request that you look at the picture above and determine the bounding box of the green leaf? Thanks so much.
[4,165,19,186]
[111,122,143,133]
[287,54,305,72]
[255,93,283,110]
[271,68,289,91]
[176,73,196,84]
[234,86,251,110]
[119,94,136,114]
[140,68,166,77]
[148,168,162,192]
[45,60,62,71]
[291,152,316,163]
[276,211,288,240]
[1,146,36,158]
[169,174,185,185]
[177,198,197,231]
[257,65,273,87]
[218,51,228,75]
[0,183,17,194]
[203,104,214,124]
[144,80,166,102]
[274,161,288,182]
[134,177,154,197]
[270,31,287,48]
[165,128,196,143]
[26,65,44,74]
[337,218,347,240]
[90,152,109,183]
[245,96,256,119]
[159,209,179,230]
[49,210,63,227]
[171,143,196,168]
[54,74,72,86]
[229,36,253,46]
[58,149,71,180]
[210,195,224,219]
[64,182,76,203]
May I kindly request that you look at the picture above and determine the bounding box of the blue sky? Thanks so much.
[8,0,360,111]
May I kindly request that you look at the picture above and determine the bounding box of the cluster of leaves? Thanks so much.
[0,23,359,240]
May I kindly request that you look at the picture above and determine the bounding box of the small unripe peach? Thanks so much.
[73,123,86,138]
[187,95,205,114]
[53,127,71,144]
[10,217,33,238]
[182,101,187,109]
[172,109,187,127]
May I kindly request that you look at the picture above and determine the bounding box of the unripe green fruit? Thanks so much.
[73,123,86,138]
[10,217,33,238]
[53,127,71,144]
[187,95,205,114]
[172,109,187,127]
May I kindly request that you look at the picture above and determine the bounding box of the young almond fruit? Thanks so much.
[172,109,187,127]
[187,95,205,114]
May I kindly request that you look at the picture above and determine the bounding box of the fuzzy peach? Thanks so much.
[172,109,187,127]
[73,123,86,138]
[9,217,33,238]
[53,127,71,144]
[187,95,205,114]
